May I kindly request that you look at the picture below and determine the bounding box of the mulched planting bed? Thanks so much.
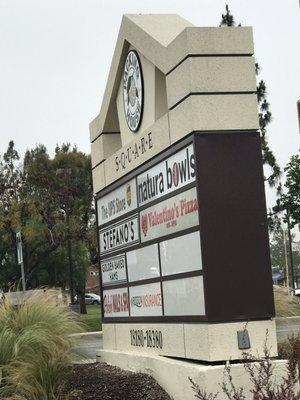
[63,362,172,400]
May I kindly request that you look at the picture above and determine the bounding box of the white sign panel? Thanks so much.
[127,244,160,282]
[100,215,140,255]
[129,282,162,316]
[160,231,202,276]
[103,287,129,317]
[97,179,137,225]
[163,276,205,316]
[140,187,199,243]
[137,144,195,206]
[101,254,127,286]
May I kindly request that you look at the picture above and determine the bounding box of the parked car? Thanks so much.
[85,293,101,305]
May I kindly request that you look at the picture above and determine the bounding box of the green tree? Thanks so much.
[220,5,281,187]
[0,141,23,289]
[275,151,300,228]
[270,226,300,286]
[0,141,97,313]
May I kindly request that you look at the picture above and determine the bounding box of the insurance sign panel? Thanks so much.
[129,282,163,317]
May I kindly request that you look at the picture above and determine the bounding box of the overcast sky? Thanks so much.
[0,0,299,221]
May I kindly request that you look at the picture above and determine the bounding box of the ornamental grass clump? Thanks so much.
[0,290,82,399]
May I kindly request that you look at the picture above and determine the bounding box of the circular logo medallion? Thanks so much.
[123,50,143,132]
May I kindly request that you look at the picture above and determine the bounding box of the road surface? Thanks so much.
[73,332,103,362]
[276,317,300,342]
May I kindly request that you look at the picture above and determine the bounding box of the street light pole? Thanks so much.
[282,227,290,290]
[287,211,295,293]
[56,167,75,305]
[66,210,75,304]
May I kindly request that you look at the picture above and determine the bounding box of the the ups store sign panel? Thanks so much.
[96,131,275,323]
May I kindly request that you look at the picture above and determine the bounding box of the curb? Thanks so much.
[73,358,97,365]
[70,331,103,338]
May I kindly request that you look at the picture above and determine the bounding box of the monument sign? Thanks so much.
[90,14,282,399]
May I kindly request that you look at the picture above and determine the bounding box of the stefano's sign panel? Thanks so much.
[97,178,137,225]
[137,144,195,207]
[99,215,139,255]
[101,254,127,286]
[140,187,199,243]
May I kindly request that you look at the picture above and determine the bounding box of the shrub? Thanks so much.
[0,290,82,399]
[190,336,300,400]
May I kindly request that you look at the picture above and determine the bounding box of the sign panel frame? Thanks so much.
[96,135,206,324]
[96,131,275,324]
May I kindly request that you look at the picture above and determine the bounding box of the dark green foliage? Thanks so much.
[270,227,300,276]
[219,5,281,187]
[0,141,97,294]
[220,5,236,27]
[274,151,300,229]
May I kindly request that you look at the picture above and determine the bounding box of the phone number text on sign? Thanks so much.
[130,329,163,349]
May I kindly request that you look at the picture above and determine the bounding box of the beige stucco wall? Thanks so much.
[166,56,257,108]
[91,133,121,168]
[97,349,288,400]
[90,17,260,194]
[102,319,277,362]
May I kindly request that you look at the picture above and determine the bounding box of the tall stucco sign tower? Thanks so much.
[90,14,281,399]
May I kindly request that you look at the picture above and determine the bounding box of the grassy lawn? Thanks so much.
[80,304,102,332]
[274,286,300,317]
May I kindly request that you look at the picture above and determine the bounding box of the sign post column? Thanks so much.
[16,232,26,292]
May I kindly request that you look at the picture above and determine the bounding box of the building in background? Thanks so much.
[86,265,100,294]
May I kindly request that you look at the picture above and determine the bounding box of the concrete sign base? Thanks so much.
[97,349,289,400]
[102,319,278,362]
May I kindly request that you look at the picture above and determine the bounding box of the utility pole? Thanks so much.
[16,232,26,292]
[66,210,75,304]
[287,211,295,293]
[56,167,75,305]
[282,227,290,290]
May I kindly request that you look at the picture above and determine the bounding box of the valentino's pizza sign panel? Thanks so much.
[140,187,198,242]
